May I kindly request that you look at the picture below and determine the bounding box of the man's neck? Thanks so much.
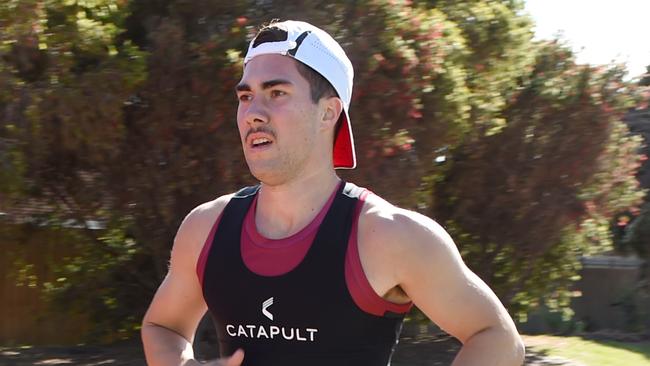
[254,170,341,240]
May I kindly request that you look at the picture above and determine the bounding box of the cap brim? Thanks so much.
[333,108,356,169]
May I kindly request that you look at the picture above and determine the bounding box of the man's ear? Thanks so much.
[320,96,343,131]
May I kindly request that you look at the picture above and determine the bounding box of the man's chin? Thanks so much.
[247,163,281,184]
[249,163,304,186]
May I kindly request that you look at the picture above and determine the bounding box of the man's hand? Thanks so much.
[203,349,245,366]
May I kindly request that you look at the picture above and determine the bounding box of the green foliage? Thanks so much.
[427,0,535,137]
[41,218,146,341]
[623,202,650,257]
[433,41,645,317]
[1,0,148,340]
[339,3,473,206]
[613,80,650,287]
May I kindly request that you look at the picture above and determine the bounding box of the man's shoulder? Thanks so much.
[186,185,260,220]
[360,193,434,233]
[186,193,235,224]
[355,191,461,298]
[172,191,241,262]
[359,192,452,254]
[175,192,238,247]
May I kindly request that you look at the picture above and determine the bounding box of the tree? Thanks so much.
[1,0,148,339]
[433,41,645,316]
[618,79,650,279]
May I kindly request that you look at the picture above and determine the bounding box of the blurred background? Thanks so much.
[1,0,649,365]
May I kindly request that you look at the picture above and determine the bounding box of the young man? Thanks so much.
[141,20,525,366]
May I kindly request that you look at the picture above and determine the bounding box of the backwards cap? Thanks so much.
[243,20,356,169]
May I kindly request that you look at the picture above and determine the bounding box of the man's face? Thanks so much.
[235,54,323,184]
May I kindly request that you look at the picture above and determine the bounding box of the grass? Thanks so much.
[524,335,650,366]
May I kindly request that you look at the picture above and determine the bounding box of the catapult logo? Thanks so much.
[262,297,274,320]
[225,297,319,342]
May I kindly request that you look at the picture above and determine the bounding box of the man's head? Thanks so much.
[237,20,356,182]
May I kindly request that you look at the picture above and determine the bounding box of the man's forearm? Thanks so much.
[451,326,525,366]
[141,322,198,366]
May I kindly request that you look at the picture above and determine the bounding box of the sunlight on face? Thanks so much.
[236,54,326,185]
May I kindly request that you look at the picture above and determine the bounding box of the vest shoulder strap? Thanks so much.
[232,184,261,199]
[342,182,365,200]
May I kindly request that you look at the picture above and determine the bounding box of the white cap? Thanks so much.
[244,20,356,169]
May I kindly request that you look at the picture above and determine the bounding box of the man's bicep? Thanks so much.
[142,215,209,342]
[398,217,509,343]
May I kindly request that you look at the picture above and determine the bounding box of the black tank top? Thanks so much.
[202,182,406,366]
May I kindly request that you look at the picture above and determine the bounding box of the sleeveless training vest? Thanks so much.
[201,182,406,366]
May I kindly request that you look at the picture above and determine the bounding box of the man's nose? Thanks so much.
[244,98,269,125]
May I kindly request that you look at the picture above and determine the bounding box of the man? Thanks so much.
[141,20,525,366]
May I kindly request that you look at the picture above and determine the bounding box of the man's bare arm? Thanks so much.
[141,196,244,366]
[369,207,525,365]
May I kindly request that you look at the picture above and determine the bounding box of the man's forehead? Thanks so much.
[240,54,302,84]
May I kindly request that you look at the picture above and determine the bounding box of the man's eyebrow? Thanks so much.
[261,79,293,89]
[235,79,293,92]
[235,83,251,92]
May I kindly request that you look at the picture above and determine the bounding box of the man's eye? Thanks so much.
[271,90,286,97]
[238,94,252,102]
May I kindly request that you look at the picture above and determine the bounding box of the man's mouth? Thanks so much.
[251,137,272,148]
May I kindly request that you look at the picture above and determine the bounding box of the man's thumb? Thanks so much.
[224,349,245,366]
